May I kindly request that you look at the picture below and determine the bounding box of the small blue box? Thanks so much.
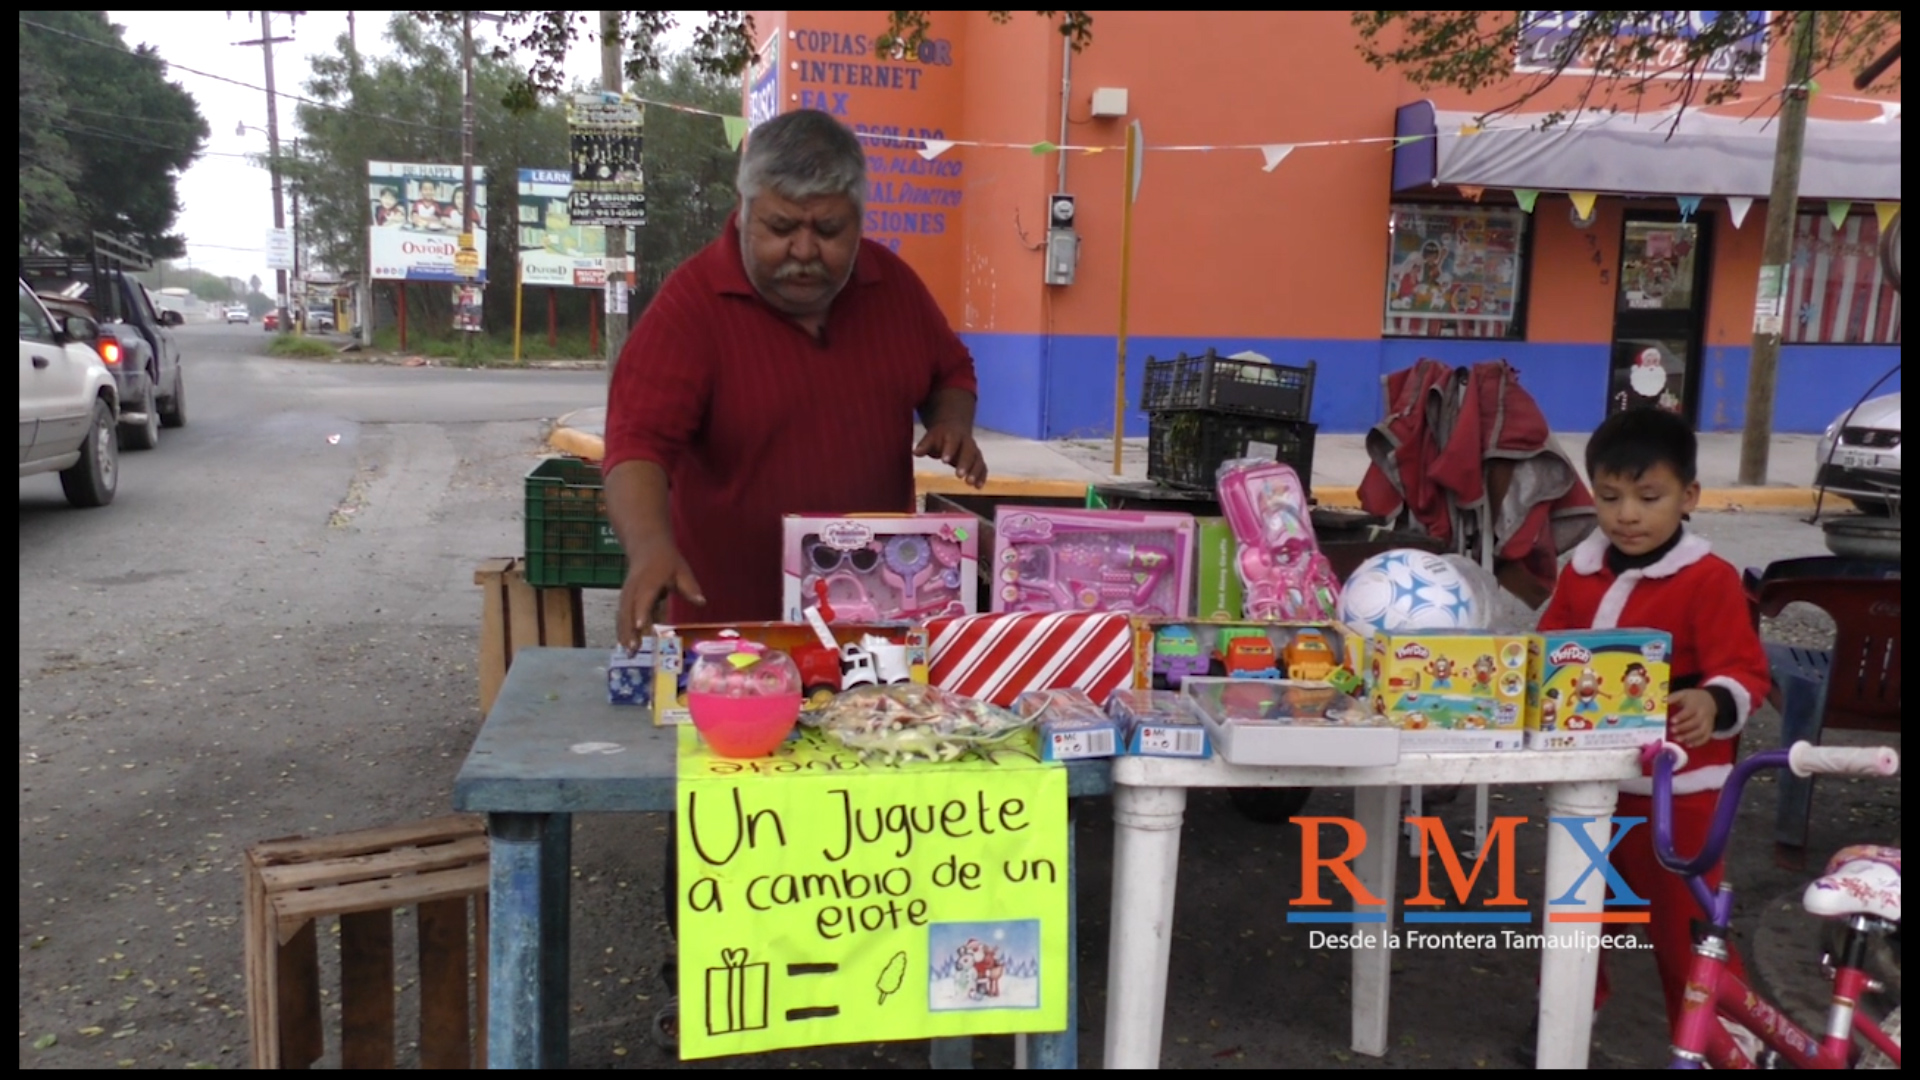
[1107,688,1212,759]
[609,641,655,706]
[1015,688,1122,761]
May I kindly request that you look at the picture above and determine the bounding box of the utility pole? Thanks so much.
[236,11,298,335]
[1738,11,1818,486]
[602,10,627,375]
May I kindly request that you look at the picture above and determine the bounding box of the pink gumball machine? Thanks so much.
[685,639,804,758]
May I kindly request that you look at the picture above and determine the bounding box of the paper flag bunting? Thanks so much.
[1725,196,1754,229]
[1826,200,1852,230]
[1458,185,1485,202]
[1569,192,1598,221]
[721,115,749,151]
[1514,189,1540,214]
[1875,201,1900,231]
[1458,123,1483,137]
[1391,134,1426,149]
[1081,146,1105,155]
[1675,195,1702,221]
[1871,101,1901,123]
[1259,144,1295,173]
[1128,120,1144,203]
[1030,141,1058,156]
[918,139,955,161]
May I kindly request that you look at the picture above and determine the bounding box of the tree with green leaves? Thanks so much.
[17,11,209,257]
[1351,11,1900,126]
[410,11,1095,107]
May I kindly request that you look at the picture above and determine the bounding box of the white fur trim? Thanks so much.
[1645,530,1712,579]
[1570,528,1612,574]
[1620,762,1732,797]
[1569,526,1710,578]
[1705,676,1754,738]
[1592,573,1637,629]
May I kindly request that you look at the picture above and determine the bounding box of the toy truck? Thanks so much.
[1151,625,1210,689]
[1282,628,1337,681]
[1220,636,1281,680]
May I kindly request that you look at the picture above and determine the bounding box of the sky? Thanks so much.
[104,10,698,285]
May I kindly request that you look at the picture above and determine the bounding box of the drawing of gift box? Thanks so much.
[704,948,769,1036]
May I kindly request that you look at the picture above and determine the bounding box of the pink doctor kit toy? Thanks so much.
[990,507,1195,617]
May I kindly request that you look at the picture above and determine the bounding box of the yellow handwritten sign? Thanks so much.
[675,727,1068,1060]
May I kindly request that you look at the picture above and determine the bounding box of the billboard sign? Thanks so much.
[567,95,646,227]
[516,169,607,289]
[367,161,489,282]
[1515,11,1770,79]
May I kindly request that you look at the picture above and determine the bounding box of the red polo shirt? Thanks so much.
[602,213,979,623]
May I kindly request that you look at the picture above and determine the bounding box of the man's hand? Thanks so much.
[616,536,706,651]
[1667,688,1717,748]
[915,422,988,489]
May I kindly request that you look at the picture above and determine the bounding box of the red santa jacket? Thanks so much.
[1537,527,1771,796]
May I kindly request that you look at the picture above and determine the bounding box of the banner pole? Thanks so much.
[1111,122,1140,476]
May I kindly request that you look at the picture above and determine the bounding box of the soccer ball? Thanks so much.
[1337,549,1482,635]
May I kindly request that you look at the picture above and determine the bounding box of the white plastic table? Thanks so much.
[1103,749,1642,1070]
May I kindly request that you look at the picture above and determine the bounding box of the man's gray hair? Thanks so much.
[737,109,867,213]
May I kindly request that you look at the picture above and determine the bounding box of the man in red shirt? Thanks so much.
[603,108,987,647]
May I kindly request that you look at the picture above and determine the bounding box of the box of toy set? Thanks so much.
[1527,630,1673,750]
[1366,630,1529,751]
[926,611,1137,708]
[1180,676,1399,766]
[990,507,1196,617]
[1014,688,1123,761]
[782,514,979,623]
[1134,619,1366,695]
[1191,518,1245,619]
[608,641,655,706]
[651,621,927,726]
[1106,688,1211,758]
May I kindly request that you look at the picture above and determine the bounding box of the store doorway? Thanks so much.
[1608,214,1712,425]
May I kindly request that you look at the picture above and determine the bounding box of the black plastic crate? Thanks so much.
[524,457,627,588]
[1147,412,1316,492]
[1140,350,1316,421]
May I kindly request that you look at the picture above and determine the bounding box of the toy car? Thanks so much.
[1151,625,1209,689]
[1283,628,1337,681]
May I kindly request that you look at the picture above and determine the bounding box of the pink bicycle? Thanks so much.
[1644,739,1902,1069]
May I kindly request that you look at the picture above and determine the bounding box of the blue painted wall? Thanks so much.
[961,332,1901,439]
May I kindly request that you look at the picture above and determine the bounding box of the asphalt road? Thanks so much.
[18,324,1900,1069]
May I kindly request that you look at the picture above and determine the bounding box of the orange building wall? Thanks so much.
[745,11,1899,437]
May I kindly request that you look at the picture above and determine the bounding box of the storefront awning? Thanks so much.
[1391,99,1902,201]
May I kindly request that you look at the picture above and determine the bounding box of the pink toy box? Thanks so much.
[990,507,1195,616]
[782,514,979,624]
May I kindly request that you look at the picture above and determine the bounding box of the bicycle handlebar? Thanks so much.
[1643,741,1900,879]
[1788,742,1900,778]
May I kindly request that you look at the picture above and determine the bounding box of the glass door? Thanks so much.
[1608,215,1712,424]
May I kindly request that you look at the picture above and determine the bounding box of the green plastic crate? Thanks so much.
[524,457,627,588]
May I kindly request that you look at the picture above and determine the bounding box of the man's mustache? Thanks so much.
[775,260,829,281]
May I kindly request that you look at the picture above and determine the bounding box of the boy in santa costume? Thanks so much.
[1536,407,1770,1039]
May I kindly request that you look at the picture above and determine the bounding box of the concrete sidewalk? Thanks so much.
[549,405,1828,511]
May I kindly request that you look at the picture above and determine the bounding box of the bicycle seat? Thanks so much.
[1801,843,1901,922]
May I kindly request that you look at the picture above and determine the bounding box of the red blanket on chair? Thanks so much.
[1358,358,1596,596]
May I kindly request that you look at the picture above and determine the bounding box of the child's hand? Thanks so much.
[1668,689,1717,748]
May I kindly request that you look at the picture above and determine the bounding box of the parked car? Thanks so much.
[19,279,119,507]
[1814,392,1901,513]
[262,309,280,331]
[307,308,335,332]
[225,304,250,324]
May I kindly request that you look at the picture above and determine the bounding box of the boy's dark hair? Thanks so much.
[1586,407,1698,484]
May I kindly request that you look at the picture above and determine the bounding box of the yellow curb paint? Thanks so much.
[544,427,1820,513]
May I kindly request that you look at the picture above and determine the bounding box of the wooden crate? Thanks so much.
[475,557,584,715]
[245,816,490,1069]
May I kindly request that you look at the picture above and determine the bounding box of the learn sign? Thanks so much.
[675,727,1068,1060]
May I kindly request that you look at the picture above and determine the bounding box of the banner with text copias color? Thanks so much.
[675,727,1067,1060]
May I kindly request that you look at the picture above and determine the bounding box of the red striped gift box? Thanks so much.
[927,612,1137,708]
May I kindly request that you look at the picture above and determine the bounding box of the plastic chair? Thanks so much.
[1743,557,1902,857]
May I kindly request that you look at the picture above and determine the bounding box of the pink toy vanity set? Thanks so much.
[991,508,1196,617]
[1214,459,1340,621]
[782,514,980,623]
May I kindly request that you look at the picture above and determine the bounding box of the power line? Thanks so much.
[18,14,463,136]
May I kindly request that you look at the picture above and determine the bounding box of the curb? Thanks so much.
[544,425,1822,513]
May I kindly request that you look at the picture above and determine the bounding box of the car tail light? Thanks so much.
[99,339,122,367]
